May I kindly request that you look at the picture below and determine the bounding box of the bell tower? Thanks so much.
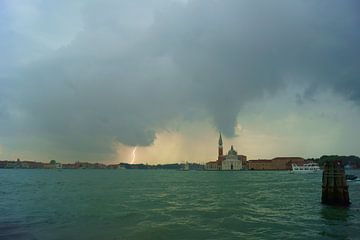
[218,133,223,160]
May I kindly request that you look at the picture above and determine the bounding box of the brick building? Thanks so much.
[248,157,305,170]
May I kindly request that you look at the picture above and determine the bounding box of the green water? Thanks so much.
[1,169,359,240]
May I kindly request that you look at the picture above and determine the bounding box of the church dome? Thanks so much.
[228,145,237,156]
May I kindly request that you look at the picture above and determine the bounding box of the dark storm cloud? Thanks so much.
[1,0,359,159]
[148,0,360,133]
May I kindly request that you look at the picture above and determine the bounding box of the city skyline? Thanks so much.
[1,0,360,163]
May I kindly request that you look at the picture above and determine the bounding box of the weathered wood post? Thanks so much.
[321,160,350,206]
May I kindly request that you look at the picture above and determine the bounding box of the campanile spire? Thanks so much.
[218,132,223,159]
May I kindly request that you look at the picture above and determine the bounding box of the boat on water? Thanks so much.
[181,162,190,171]
[346,174,358,181]
[291,162,321,173]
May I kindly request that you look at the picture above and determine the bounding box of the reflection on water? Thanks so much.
[320,206,350,239]
[321,206,349,222]
[319,194,360,239]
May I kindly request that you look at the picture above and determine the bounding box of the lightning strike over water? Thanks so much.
[130,146,137,164]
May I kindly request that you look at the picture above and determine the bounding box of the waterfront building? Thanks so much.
[222,146,242,170]
[248,157,305,170]
[205,133,246,171]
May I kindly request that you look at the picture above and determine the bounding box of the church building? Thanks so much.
[205,133,247,171]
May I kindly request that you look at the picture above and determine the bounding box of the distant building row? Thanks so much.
[0,159,120,169]
[0,159,62,169]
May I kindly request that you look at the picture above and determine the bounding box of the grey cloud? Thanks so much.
[150,0,359,129]
[1,0,360,160]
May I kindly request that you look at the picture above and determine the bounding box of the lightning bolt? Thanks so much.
[130,146,137,164]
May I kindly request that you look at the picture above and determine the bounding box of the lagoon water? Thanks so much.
[1,169,360,240]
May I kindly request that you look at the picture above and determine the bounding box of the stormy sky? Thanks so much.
[1,0,360,163]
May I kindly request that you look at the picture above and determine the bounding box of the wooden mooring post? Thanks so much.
[321,160,350,206]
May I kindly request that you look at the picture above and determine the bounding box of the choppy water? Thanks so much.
[1,169,360,240]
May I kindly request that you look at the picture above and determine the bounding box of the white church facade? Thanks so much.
[222,146,242,170]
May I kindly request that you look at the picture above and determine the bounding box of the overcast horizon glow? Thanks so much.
[1,0,360,164]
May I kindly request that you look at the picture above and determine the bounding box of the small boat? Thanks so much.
[291,162,321,173]
[181,162,190,171]
[346,174,358,181]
